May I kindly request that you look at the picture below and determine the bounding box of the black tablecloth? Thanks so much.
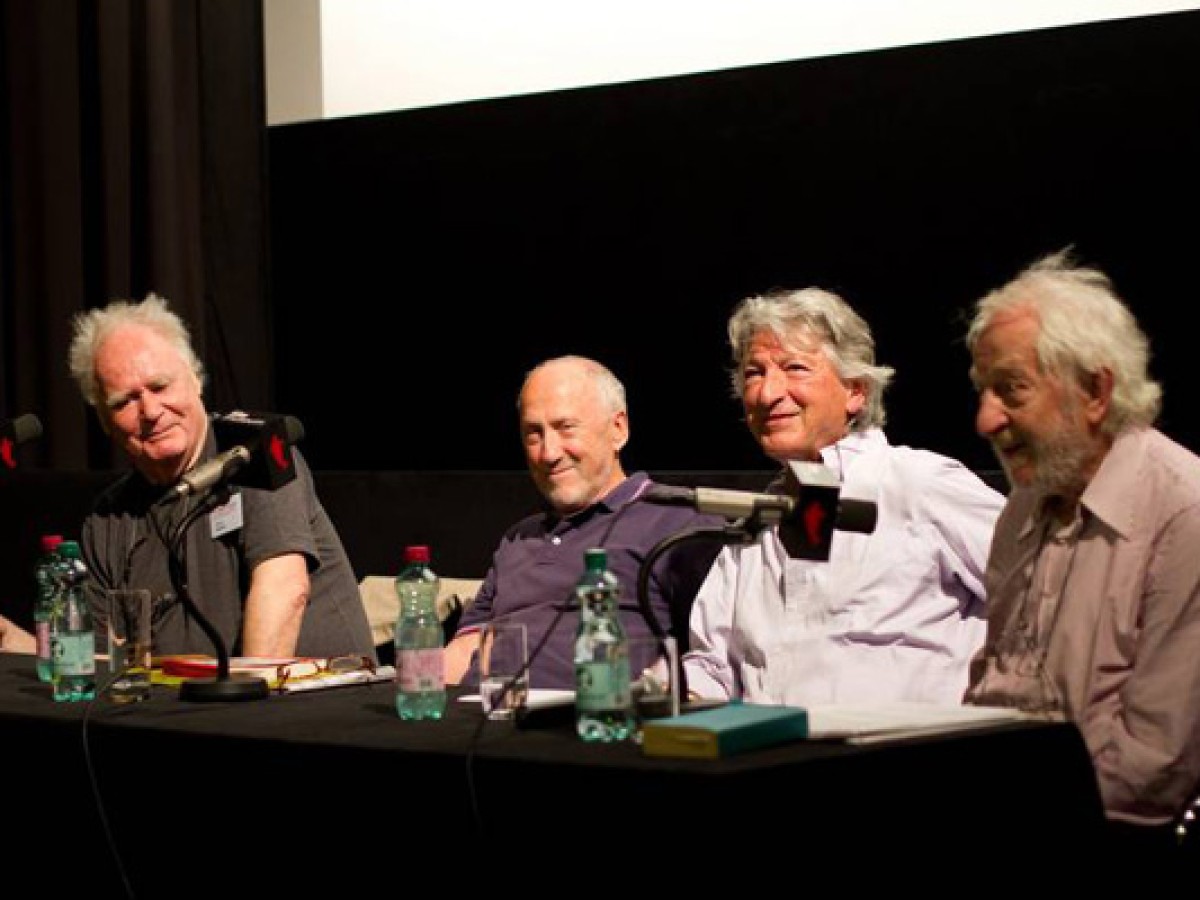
[1,653,1106,893]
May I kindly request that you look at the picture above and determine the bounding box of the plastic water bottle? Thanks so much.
[33,534,64,683]
[573,547,634,742]
[50,540,96,702]
[394,545,446,720]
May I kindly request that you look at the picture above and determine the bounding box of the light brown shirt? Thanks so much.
[966,427,1200,825]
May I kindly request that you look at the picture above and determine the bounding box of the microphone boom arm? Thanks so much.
[635,521,763,713]
[167,487,269,701]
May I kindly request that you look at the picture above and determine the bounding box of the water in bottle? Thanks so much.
[573,547,634,741]
[394,545,446,720]
[50,540,96,702]
[33,534,64,683]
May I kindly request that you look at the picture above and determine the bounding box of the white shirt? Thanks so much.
[684,429,1004,706]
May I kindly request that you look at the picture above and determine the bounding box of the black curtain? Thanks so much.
[0,0,271,471]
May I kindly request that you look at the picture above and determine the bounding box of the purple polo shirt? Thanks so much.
[457,472,722,690]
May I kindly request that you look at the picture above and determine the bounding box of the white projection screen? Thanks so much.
[264,0,1200,125]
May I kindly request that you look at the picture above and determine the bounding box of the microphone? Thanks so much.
[166,410,305,703]
[173,445,254,498]
[1,413,43,471]
[777,460,876,560]
[642,484,793,520]
[169,411,305,500]
[642,460,877,560]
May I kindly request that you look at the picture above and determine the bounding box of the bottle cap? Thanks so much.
[59,540,81,558]
[40,534,63,553]
[403,545,431,565]
[584,547,607,570]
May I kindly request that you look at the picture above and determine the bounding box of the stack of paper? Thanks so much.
[805,702,1029,743]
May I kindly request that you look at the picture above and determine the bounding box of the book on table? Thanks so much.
[641,703,809,759]
[640,700,1031,758]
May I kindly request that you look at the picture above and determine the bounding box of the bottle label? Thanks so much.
[575,660,632,711]
[51,633,96,677]
[396,648,444,692]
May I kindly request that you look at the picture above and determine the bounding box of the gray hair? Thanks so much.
[68,293,206,408]
[727,287,894,431]
[518,355,627,416]
[965,249,1161,434]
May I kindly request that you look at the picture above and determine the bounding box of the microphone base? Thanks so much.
[179,673,270,702]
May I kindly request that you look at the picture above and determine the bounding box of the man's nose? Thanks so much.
[538,431,563,461]
[757,367,786,404]
[975,391,1008,437]
[138,392,163,420]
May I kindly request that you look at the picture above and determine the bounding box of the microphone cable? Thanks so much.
[80,668,138,899]
[463,485,643,835]
[464,599,574,835]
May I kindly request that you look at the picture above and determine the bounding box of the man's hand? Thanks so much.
[444,630,481,684]
[0,614,36,654]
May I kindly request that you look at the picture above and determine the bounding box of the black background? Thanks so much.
[268,11,1200,474]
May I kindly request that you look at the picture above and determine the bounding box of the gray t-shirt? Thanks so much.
[81,437,376,662]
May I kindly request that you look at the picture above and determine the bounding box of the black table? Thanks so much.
[1,653,1105,894]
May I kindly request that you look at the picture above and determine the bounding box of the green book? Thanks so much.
[641,702,809,759]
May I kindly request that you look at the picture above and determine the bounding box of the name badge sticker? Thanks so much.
[209,491,244,539]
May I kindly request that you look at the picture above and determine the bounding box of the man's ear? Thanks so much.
[845,379,867,421]
[1083,367,1114,426]
[612,410,629,452]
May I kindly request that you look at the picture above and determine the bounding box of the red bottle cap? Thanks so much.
[403,545,431,565]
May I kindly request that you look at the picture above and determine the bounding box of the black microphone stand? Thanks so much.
[167,486,269,702]
[634,516,769,716]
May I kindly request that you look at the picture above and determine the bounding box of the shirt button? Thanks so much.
[551,535,562,545]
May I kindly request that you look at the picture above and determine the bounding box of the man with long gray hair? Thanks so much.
[964,249,1200,852]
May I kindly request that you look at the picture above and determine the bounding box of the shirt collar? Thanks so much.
[763,429,882,493]
[818,428,882,481]
[1076,428,1144,540]
[547,471,646,530]
[601,471,649,509]
[1018,428,1144,542]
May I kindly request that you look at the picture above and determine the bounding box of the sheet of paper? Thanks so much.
[806,702,1030,742]
[458,688,575,710]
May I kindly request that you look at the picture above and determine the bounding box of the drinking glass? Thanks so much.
[106,588,153,703]
[629,633,680,741]
[478,622,528,719]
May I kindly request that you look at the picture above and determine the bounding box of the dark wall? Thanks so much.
[0,467,777,628]
[268,11,1200,474]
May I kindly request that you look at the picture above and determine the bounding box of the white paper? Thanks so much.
[805,702,1030,743]
[278,664,396,693]
[459,688,575,710]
